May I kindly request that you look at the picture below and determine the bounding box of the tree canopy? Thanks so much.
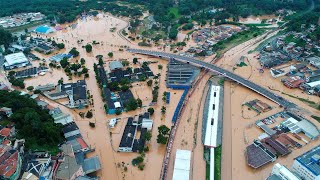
[0,28,13,48]
[0,90,63,152]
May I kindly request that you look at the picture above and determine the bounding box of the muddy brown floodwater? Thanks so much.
[22,13,196,180]
[216,30,320,180]
[19,12,320,180]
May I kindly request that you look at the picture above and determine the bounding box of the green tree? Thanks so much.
[80,58,86,65]
[147,80,153,87]
[85,44,92,53]
[143,131,152,141]
[86,110,93,118]
[137,98,142,108]
[0,91,63,153]
[0,29,13,47]
[133,57,138,64]
[89,122,95,128]
[147,108,154,115]
[125,98,138,111]
[161,106,166,114]
[158,65,163,70]
[60,57,69,68]
[69,48,79,57]
[115,109,122,115]
[108,52,113,58]
[81,67,88,74]
[27,86,34,91]
[169,28,178,40]
[157,134,168,144]
[158,125,170,135]
[57,43,65,49]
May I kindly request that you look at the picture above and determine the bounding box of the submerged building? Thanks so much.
[292,145,320,180]
[3,52,30,70]
[172,149,191,180]
[166,59,200,89]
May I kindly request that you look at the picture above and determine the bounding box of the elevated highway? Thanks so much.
[127,48,296,109]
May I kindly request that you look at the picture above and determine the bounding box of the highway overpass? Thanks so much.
[127,48,296,108]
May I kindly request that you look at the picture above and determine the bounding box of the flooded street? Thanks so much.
[216,29,320,180]
[22,14,186,180]
[8,11,320,180]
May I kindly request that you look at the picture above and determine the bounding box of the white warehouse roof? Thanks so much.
[173,149,191,180]
[204,85,221,147]
[4,52,29,66]
[307,80,320,88]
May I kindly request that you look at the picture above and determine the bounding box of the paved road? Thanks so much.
[127,48,297,108]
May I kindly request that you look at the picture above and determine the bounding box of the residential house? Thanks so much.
[53,144,84,180]
[307,56,320,69]
[62,123,81,139]
[282,76,305,88]
[0,145,22,180]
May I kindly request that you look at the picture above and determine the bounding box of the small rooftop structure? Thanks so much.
[109,118,118,128]
[114,102,121,108]
[49,54,70,62]
[109,61,123,71]
[172,149,191,180]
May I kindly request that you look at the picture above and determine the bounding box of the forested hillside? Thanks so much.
[0,0,143,23]
[0,90,63,153]
[0,0,311,25]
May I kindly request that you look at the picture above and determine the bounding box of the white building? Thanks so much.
[270,163,300,180]
[141,118,153,131]
[292,146,320,180]
[306,80,320,88]
[172,149,191,180]
[4,52,29,69]
[204,85,222,147]
[109,118,118,128]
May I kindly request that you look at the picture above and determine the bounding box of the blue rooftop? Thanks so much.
[35,26,51,34]
[296,145,320,176]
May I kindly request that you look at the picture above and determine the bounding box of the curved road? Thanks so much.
[127,48,297,108]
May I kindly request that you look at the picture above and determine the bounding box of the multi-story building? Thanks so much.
[292,145,320,180]
[268,163,300,180]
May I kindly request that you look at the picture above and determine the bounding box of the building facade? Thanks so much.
[292,146,320,180]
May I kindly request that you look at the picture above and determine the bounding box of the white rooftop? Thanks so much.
[109,118,117,128]
[307,80,320,88]
[272,163,300,180]
[204,85,220,147]
[173,149,191,180]
[4,52,29,66]
[114,102,121,108]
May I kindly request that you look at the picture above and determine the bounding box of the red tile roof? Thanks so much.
[0,128,11,137]
[0,151,18,178]
[2,140,10,146]
[77,137,88,149]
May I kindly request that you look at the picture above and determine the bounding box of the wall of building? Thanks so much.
[292,160,318,180]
